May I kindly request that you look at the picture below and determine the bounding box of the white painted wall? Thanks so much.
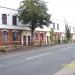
[0,7,25,29]
[51,18,75,34]
[0,7,17,25]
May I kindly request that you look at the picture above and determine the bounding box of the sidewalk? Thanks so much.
[0,44,59,54]
[0,44,66,59]
[0,46,42,58]
[54,60,75,75]
[0,43,67,53]
[0,43,74,59]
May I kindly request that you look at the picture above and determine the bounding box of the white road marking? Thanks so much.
[26,46,72,61]
[26,52,52,60]
[0,52,52,67]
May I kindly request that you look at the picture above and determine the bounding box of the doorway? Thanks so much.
[23,36,26,46]
[28,36,31,46]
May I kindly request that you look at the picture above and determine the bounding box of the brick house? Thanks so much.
[0,6,27,46]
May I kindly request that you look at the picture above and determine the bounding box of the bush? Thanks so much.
[0,48,6,52]
[62,39,68,44]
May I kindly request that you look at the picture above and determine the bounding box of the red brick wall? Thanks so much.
[8,29,13,45]
[17,31,21,45]
[0,30,2,46]
[0,29,22,46]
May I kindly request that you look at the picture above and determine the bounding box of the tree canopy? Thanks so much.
[18,0,51,30]
[65,27,71,42]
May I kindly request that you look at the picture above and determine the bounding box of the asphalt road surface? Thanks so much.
[0,43,75,75]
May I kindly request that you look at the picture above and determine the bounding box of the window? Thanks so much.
[2,31,8,42]
[13,32,18,41]
[2,14,7,24]
[53,23,55,29]
[12,16,17,25]
[57,24,59,30]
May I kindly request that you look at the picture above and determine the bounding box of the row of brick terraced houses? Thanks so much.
[0,6,75,47]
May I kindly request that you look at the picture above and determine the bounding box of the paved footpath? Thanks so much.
[54,60,75,75]
[0,44,65,58]
[0,44,70,59]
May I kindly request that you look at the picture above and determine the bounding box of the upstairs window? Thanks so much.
[53,23,55,30]
[57,24,59,30]
[12,16,17,25]
[2,14,7,24]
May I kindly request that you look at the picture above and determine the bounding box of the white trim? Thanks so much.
[1,30,8,32]
[13,41,20,42]
[12,30,18,32]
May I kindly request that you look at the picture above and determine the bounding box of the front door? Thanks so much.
[23,36,26,45]
[28,36,31,46]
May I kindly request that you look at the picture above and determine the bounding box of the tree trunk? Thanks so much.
[31,29,34,46]
[31,23,35,46]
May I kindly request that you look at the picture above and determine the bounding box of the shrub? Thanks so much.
[0,48,6,52]
[63,39,68,44]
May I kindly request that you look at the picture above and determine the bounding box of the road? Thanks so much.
[0,43,75,75]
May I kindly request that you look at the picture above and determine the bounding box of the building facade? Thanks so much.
[0,6,75,47]
[0,6,25,46]
[0,6,48,46]
[50,18,75,43]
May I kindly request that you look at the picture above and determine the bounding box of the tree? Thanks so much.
[18,0,51,45]
[65,27,71,42]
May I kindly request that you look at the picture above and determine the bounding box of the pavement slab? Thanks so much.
[54,60,75,75]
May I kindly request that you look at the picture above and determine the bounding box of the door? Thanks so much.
[23,36,26,45]
[47,36,49,44]
[28,36,31,46]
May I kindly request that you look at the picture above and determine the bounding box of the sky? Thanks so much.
[0,0,75,24]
